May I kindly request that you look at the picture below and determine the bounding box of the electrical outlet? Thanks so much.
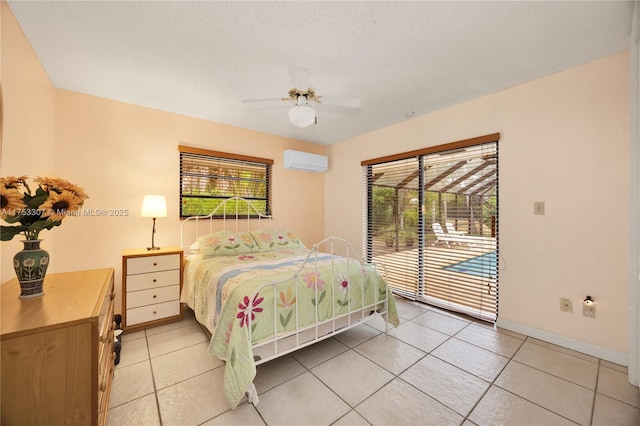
[560,297,572,313]
[534,201,545,215]
[583,301,596,318]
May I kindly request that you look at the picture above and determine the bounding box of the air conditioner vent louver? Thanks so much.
[283,149,328,173]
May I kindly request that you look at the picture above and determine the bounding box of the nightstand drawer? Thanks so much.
[126,254,180,275]
[126,269,180,292]
[126,300,180,326]
[126,285,180,309]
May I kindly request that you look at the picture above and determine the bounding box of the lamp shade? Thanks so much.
[141,195,167,218]
[288,105,316,128]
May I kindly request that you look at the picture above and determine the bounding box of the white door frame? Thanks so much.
[629,0,640,388]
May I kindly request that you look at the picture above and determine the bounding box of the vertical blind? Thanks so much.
[363,135,499,322]
[179,146,272,217]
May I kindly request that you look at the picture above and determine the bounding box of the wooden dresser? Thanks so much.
[122,247,183,331]
[1,268,116,426]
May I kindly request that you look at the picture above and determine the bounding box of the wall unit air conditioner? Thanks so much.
[283,149,328,173]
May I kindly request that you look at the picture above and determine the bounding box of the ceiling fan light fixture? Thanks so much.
[289,104,316,128]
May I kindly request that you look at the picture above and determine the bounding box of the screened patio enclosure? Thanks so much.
[364,139,498,322]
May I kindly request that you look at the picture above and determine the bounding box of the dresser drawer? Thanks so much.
[100,287,115,341]
[126,269,180,292]
[126,254,180,275]
[126,300,180,326]
[98,337,114,385]
[99,303,115,349]
[98,347,115,425]
[126,285,180,309]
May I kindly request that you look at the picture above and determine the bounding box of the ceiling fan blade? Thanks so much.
[289,67,311,90]
[315,103,361,117]
[241,98,293,110]
[315,96,361,109]
[241,97,286,104]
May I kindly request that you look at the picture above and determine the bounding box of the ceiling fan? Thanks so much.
[242,68,361,128]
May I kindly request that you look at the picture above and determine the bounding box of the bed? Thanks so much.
[179,197,399,408]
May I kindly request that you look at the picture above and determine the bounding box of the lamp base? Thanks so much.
[146,246,161,251]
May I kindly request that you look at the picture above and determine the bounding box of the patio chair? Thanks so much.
[446,222,466,236]
[433,223,470,247]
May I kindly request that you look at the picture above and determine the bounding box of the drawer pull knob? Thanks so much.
[153,262,157,266]
[153,295,157,298]
[153,279,157,282]
[99,379,107,392]
[153,311,157,315]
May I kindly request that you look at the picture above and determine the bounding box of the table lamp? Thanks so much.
[141,195,167,250]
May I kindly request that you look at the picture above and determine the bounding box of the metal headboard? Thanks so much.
[180,196,278,250]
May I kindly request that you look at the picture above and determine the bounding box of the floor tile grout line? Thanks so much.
[113,325,221,424]
[148,339,210,360]
[317,327,435,410]
[144,332,165,426]
[445,319,606,395]
[139,318,200,336]
[379,315,466,410]
[506,358,599,393]
[471,335,599,425]
[448,320,523,358]
[155,363,226,394]
[524,338,600,364]
[205,338,359,425]
[342,329,467,419]
[457,332,529,424]
[592,391,640,411]
[373,318,488,393]
[307,346,396,415]
[213,349,344,426]
[491,382,584,425]
[115,338,209,370]
[590,358,601,426]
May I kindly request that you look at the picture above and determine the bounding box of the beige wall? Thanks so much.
[326,50,631,359]
[1,3,325,313]
[0,1,56,279]
[52,91,325,313]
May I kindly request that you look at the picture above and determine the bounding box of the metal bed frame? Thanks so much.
[180,197,392,406]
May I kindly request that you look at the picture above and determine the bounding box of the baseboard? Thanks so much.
[496,318,628,367]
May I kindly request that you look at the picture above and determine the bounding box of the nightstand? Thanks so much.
[122,247,183,331]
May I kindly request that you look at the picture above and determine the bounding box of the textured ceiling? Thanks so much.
[8,1,633,145]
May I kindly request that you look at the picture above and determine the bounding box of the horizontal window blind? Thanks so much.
[365,157,421,298]
[363,136,499,322]
[422,142,498,322]
[179,146,272,217]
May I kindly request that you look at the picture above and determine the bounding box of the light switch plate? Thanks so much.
[534,201,545,215]
[560,297,572,313]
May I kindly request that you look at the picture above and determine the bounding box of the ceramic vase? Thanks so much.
[13,239,49,298]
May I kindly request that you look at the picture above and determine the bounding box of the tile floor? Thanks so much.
[107,299,640,425]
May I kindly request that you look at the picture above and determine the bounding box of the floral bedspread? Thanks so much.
[181,248,399,408]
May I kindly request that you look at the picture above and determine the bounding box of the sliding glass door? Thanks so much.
[363,135,499,322]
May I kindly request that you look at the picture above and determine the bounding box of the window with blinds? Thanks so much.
[363,134,499,322]
[179,146,272,218]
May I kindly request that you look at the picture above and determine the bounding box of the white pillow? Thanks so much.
[188,241,200,255]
